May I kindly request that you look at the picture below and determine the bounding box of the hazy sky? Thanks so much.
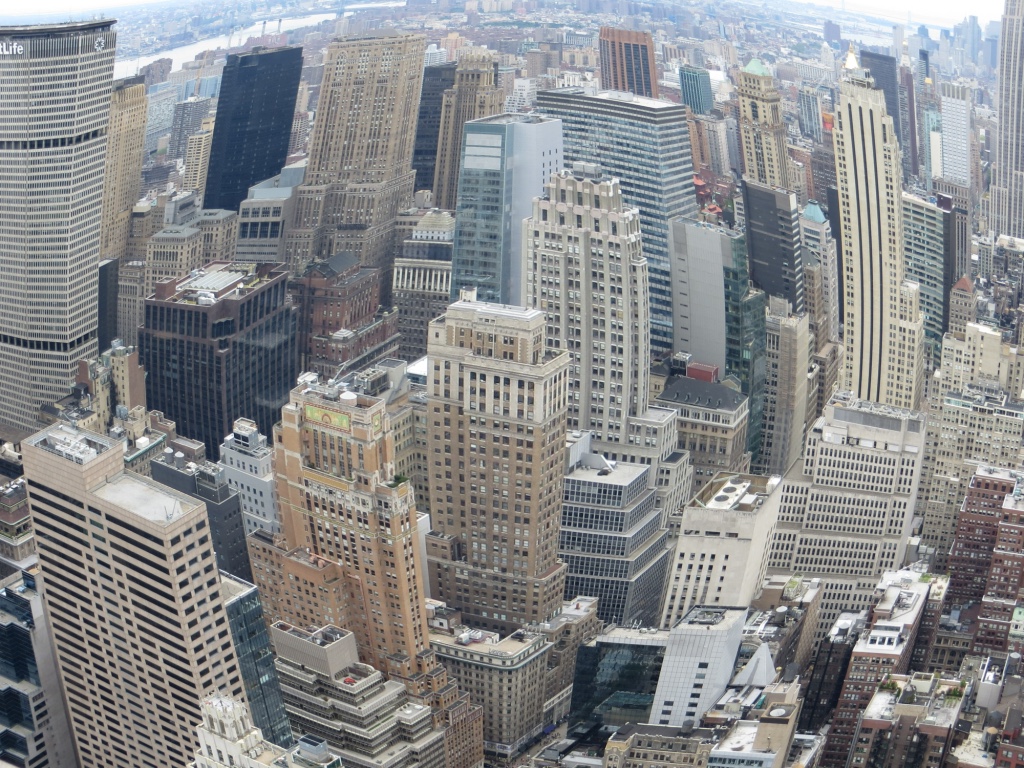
[5,0,1009,32]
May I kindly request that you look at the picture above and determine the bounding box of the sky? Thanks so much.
[5,0,1009,32]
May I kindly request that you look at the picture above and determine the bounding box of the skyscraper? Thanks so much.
[679,65,714,114]
[902,193,956,370]
[412,62,457,193]
[991,0,1024,238]
[450,114,563,304]
[859,50,904,168]
[424,296,571,635]
[834,52,924,410]
[598,27,659,98]
[203,47,301,212]
[742,180,805,312]
[432,54,505,210]
[537,88,697,357]
[798,87,824,143]
[737,59,790,188]
[287,33,425,270]
[168,96,212,160]
[0,21,115,432]
[23,424,246,767]
[939,81,972,189]
[100,76,147,263]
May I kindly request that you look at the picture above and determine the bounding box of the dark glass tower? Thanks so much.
[412,62,457,193]
[203,46,302,211]
[742,179,805,313]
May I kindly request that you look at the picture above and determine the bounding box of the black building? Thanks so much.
[859,51,903,157]
[139,261,297,460]
[742,179,804,313]
[150,439,253,582]
[412,62,457,194]
[97,258,119,351]
[203,46,302,212]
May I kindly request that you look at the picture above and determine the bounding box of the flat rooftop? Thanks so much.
[26,424,116,465]
[93,472,199,526]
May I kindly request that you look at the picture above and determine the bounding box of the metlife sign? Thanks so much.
[0,42,25,55]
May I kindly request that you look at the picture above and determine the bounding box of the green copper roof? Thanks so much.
[743,58,770,76]
[802,201,827,224]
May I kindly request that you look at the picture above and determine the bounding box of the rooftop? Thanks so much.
[566,453,648,487]
[26,424,116,465]
[93,472,199,525]
[691,473,781,512]
[154,261,285,305]
[657,375,747,413]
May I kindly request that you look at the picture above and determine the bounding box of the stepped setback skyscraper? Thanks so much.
[990,0,1024,238]
[203,47,302,212]
[0,21,116,431]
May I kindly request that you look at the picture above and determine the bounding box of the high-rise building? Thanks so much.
[737,59,789,188]
[0,21,115,432]
[537,88,696,357]
[432,54,505,210]
[991,0,1024,238]
[800,201,840,347]
[139,262,297,458]
[272,623,448,768]
[756,299,810,476]
[948,275,978,333]
[100,77,147,263]
[859,50,904,168]
[182,122,215,198]
[203,47,302,212]
[834,52,924,410]
[412,62,457,194]
[767,392,926,644]
[940,81,972,188]
[168,96,212,160]
[394,210,454,361]
[902,193,956,370]
[424,296,571,634]
[598,27,659,98]
[667,218,767,458]
[218,418,282,536]
[679,65,713,114]
[450,115,563,305]
[798,87,824,143]
[742,180,805,312]
[287,34,424,270]
[23,424,246,767]
[235,160,305,264]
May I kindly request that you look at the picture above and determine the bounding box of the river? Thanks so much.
[113,12,338,79]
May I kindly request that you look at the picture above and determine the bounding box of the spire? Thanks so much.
[843,43,859,70]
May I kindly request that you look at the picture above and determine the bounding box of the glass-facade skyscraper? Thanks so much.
[679,65,714,114]
[203,46,302,212]
[537,88,697,358]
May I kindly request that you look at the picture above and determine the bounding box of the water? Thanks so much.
[113,12,337,79]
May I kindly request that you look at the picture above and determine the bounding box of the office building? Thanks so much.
[604,724,715,768]
[221,574,292,748]
[902,193,956,370]
[559,443,669,626]
[756,299,810,477]
[737,59,789,188]
[667,219,766,457]
[198,209,238,264]
[768,393,926,644]
[393,210,454,361]
[287,33,424,270]
[100,77,147,263]
[537,88,697,357]
[835,52,924,409]
[948,275,978,333]
[0,567,76,767]
[940,81,973,189]
[203,47,302,212]
[800,201,840,347]
[661,475,780,630]
[140,262,297,458]
[189,697,343,768]
[218,418,282,536]
[742,180,805,312]
[598,27,658,98]
[272,624,448,768]
[450,114,562,305]
[679,65,713,114]
[859,50,904,165]
[650,606,747,726]
[151,440,252,581]
[412,62,457,193]
[654,374,751,491]
[432,54,505,210]
[0,21,115,433]
[991,0,1024,238]
[798,87,823,143]
[23,424,245,767]
[424,296,571,634]
[169,96,212,160]
[235,160,306,264]
[182,124,214,198]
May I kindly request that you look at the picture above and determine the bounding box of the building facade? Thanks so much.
[598,27,659,98]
